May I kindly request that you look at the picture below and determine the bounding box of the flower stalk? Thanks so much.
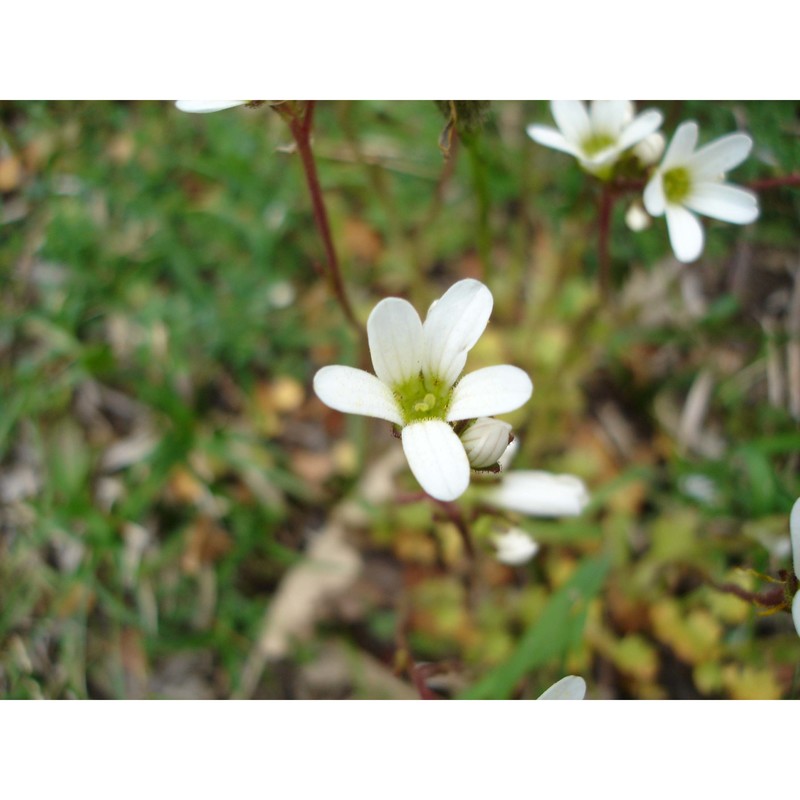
[274,101,362,336]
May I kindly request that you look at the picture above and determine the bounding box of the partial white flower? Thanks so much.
[791,496,800,579]
[526,101,663,176]
[460,417,512,469]
[313,280,533,502]
[487,470,590,517]
[537,675,586,700]
[791,497,800,637]
[633,132,665,167]
[625,201,651,232]
[793,593,800,639]
[493,527,539,566]
[643,121,759,264]
[175,100,248,114]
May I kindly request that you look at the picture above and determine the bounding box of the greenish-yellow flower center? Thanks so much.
[662,166,692,204]
[394,373,452,424]
[581,132,616,158]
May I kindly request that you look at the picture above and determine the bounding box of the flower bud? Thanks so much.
[633,132,665,166]
[493,528,539,566]
[625,201,651,232]
[460,418,512,469]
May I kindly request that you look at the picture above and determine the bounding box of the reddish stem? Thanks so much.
[597,183,613,298]
[276,101,362,336]
[709,580,787,609]
[747,174,800,191]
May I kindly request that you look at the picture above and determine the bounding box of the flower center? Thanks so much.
[662,166,692,204]
[581,132,616,158]
[394,373,452,424]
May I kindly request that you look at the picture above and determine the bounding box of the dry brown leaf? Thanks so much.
[341,218,384,263]
[0,153,23,192]
[235,448,407,697]
[181,517,233,575]
[296,641,416,700]
[290,450,336,486]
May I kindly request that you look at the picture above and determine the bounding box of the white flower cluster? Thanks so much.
[527,101,759,264]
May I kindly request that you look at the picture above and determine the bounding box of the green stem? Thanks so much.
[461,130,491,278]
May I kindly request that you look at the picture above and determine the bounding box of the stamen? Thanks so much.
[663,167,691,204]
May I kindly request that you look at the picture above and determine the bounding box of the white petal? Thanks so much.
[661,121,699,170]
[175,100,247,113]
[550,101,591,145]
[460,418,513,468]
[525,125,581,157]
[401,420,470,501]
[497,438,519,471]
[665,204,705,263]
[367,297,424,388]
[493,528,539,566]
[538,675,586,700]
[590,100,633,136]
[617,109,664,151]
[487,471,589,517]
[422,279,493,389]
[793,593,800,639]
[313,366,402,425]
[687,133,753,180]
[447,365,533,421]
[791,497,800,578]
[684,183,759,224]
[643,174,666,217]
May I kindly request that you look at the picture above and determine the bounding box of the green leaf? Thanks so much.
[460,553,611,699]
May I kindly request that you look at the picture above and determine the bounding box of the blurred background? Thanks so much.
[1,100,799,699]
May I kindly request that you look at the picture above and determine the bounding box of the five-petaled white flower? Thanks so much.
[493,527,540,566]
[526,101,663,177]
[313,279,533,502]
[175,101,248,114]
[791,497,800,638]
[643,121,759,264]
[537,675,586,700]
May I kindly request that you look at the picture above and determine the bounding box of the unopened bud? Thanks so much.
[633,132,665,166]
[460,418,512,469]
[625,201,651,232]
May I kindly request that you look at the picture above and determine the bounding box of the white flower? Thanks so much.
[537,675,586,700]
[460,417,512,469]
[643,121,759,264]
[313,280,533,502]
[526,101,663,176]
[487,470,590,517]
[791,497,800,579]
[791,497,800,637]
[493,527,539,566]
[175,101,248,114]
